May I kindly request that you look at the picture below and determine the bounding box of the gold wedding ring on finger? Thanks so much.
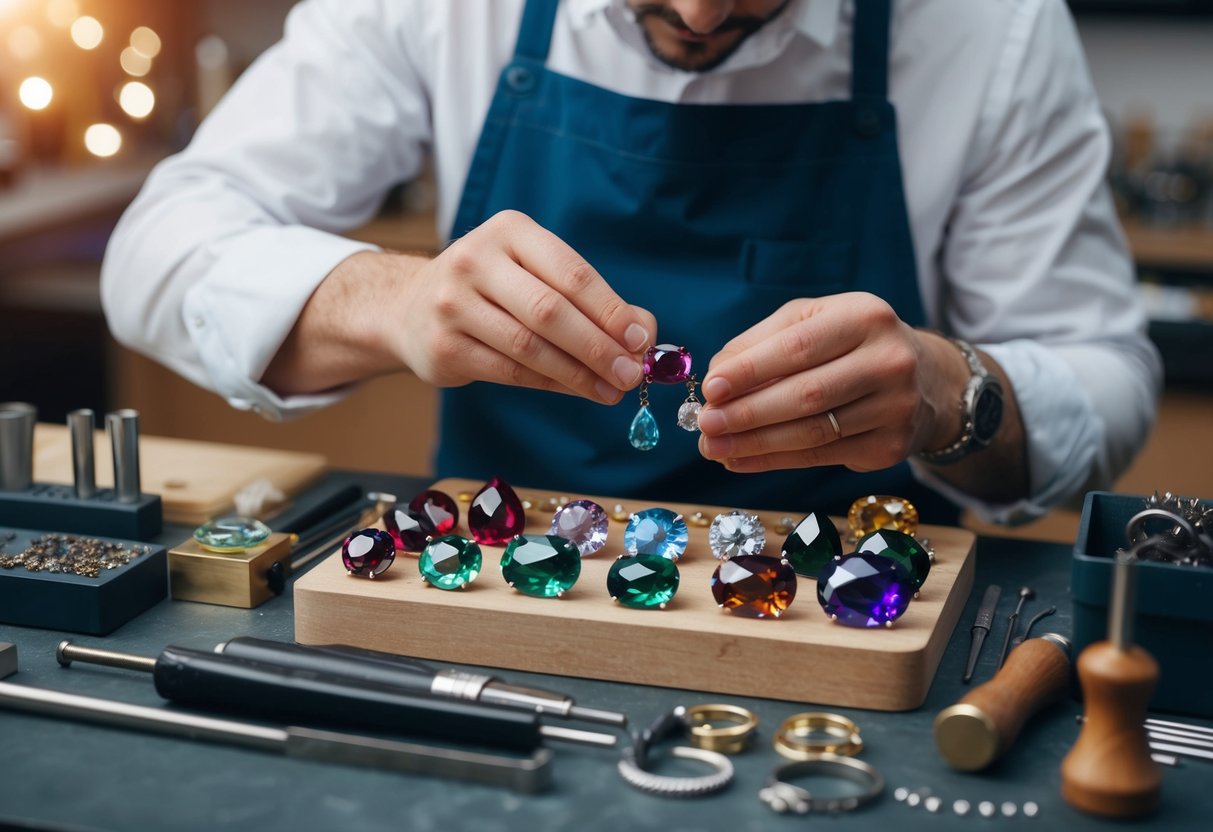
[774,712,864,760]
[685,704,759,754]
[827,410,842,440]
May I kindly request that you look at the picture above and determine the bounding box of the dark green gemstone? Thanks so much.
[856,529,931,589]
[780,512,842,577]
[418,535,482,590]
[500,534,581,598]
[606,554,679,609]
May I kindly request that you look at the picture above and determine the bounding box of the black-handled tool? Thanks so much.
[962,584,1000,683]
[217,637,627,728]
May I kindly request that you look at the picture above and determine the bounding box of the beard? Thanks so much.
[630,1,794,73]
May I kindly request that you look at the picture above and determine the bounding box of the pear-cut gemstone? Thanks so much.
[847,495,919,539]
[468,477,526,545]
[500,534,581,597]
[624,508,688,560]
[629,407,659,451]
[643,344,692,384]
[341,528,395,578]
[607,554,680,609]
[818,552,912,627]
[677,401,701,431]
[781,511,843,577]
[549,499,608,556]
[708,511,765,560]
[409,489,459,534]
[856,529,931,590]
[383,507,435,552]
[419,534,482,590]
[710,554,797,618]
[193,516,271,553]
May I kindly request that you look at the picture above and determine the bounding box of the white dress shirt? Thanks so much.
[101,0,1162,523]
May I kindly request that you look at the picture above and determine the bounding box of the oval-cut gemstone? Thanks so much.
[643,344,692,384]
[549,499,609,557]
[710,554,797,618]
[676,401,701,432]
[193,516,272,553]
[847,495,919,539]
[500,534,581,597]
[817,552,913,627]
[629,407,659,451]
[419,535,482,590]
[409,489,459,535]
[383,507,435,552]
[624,508,689,560]
[856,529,931,590]
[781,511,843,577]
[342,528,395,578]
[607,554,680,609]
[708,511,766,560]
[468,477,526,545]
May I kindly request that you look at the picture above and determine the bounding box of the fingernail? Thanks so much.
[595,379,622,403]
[703,376,731,402]
[613,355,642,387]
[624,323,649,352]
[696,408,727,435]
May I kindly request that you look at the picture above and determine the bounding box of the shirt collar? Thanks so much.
[566,0,842,48]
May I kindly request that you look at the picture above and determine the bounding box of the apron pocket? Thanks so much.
[740,239,856,295]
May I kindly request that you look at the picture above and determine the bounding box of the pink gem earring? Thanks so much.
[629,344,702,451]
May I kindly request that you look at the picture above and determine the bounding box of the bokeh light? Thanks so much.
[120,46,152,77]
[119,81,155,119]
[7,25,41,61]
[46,0,79,28]
[18,76,54,111]
[84,123,122,158]
[70,15,103,50]
[130,26,161,59]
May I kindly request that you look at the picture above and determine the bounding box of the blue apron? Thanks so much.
[440,0,957,523]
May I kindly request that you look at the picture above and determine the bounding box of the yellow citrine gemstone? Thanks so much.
[847,495,919,539]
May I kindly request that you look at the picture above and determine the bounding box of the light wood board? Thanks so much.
[295,478,976,711]
[33,424,327,525]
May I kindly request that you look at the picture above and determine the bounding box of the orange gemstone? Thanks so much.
[710,555,797,619]
[847,495,919,540]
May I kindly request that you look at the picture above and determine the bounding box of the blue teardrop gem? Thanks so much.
[629,406,659,451]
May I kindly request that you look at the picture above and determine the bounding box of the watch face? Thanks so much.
[973,385,1003,445]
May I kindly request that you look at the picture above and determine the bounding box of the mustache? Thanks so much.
[630,4,770,34]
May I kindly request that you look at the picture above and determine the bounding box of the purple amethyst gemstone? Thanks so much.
[383,507,435,552]
[548,499,609,557]
[817,552,912,628]
[643,344,692,384]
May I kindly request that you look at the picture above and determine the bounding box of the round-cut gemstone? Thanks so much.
[607,554,680,609]
[549,499,609,557]
[710,554,797,618]
[383,507,435,552]
[817,552,913,627]
[342,528,395,578]
[643,344,692,384]
[193,516,272,552]
[781,511,843,577]
[500,534,581,597]
[409,489,459,534]
[856,529,931,590]
[847,495,919,539]
[629,407,659,451]
[468,477,526,545]
[676,401,701,432]
[624,508,689,560]
[419,535,482,590]
[708,511,766,560]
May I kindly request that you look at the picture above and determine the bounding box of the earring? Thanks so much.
[629,344,701,451]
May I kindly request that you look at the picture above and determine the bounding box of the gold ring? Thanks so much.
[774,712,863,760]
[684,704,759,755]
[827,410,842,440]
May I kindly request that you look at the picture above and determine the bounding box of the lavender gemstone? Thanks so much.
[548,499,609,557]
[817,552,912,628]
[643,344,692,384]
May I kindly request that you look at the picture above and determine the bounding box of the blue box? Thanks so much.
[1072,491,1213,717]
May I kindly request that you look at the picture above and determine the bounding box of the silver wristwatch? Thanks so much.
[918,338,1004,465]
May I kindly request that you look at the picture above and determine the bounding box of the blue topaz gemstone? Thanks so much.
[629,407,659,451]
[549,500,609,557]
[624,508,689,561]
[817,552,913,628]
[856,529,931,590]
[607,554,680,609]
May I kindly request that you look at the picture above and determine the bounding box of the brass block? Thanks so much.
[168,533,292,608]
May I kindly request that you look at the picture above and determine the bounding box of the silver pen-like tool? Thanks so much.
[0,402,37,492]
[106,409,141,502]
[68,409,97,499]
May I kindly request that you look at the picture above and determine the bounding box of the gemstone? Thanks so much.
[468,477,526,545]
[817,552,913,627]
[549,499,609,557]
[409,489,459,534]
[193,516,272,552]
[781,511,843,577]
[856,529,931,590]
[500,534,581,597]
[383,507,435,552]
[607,554,680,609]
[847,495,919,539]
[643,344,692,384]
[419,535,482,590]
[708,511,766,560]
[710,554,797,618]
[342,528,395,578]
[624,508,689,560]
[677,401,701,431]
[629,406,659,451]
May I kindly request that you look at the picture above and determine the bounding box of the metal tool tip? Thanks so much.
[568,705,629,728]
[55,640,73,667]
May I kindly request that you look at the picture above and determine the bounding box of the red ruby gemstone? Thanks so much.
[341,529,395,578]
[643,344,692,384]
[408,489,458,534]
[468,477,526,545]
[383,507,435,552]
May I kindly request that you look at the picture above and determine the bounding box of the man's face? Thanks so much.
[628,0,794,73]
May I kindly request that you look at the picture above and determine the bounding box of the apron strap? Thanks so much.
[851,0,891,101]
[513,0,561,63]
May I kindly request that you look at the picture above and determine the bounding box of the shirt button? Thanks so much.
[193,316,205,328]
[505,65,535,94]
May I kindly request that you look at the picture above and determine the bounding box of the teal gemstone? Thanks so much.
[629,406,659,451]
[193,516,272,552]
[780,511,842,577]
[419,535,482,590]
[856,529,931,590]
[501,534,581,598]
[607,554,679,609]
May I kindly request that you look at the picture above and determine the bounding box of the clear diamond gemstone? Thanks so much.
[708,511,766,560]
[676,401,701,431]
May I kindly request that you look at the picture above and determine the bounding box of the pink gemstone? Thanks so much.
[342,529,395,577]
[409,489,459,534]
[383,507,435,552]
[643,344,692,384]
[468,477,526,545]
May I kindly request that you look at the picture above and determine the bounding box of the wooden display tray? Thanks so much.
[295,479,976,711]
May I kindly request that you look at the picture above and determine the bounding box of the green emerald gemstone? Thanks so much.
[193,516,272,553]
[607,554,679,609]
[501,534,581,598]
[419,535,482,590]
[780,511,842,577]
[856,529,931,589]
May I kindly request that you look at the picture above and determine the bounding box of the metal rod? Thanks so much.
[68,409,96,499]
[1150,753,1180,767]
[568,705,629,728]
[106,409,141,503]
[0,402,36,492]
[288,492,397,573]
[537,723,618,748]
[1147,730,1213,750]
[1108,550,1137,650]
[1149,742,1213,762]
[57,640,157,673]
[1147,718,1213,737]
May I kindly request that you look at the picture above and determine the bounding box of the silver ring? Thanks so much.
[827,411,842,440]
[759,753,884,814]
[618,745,734,797]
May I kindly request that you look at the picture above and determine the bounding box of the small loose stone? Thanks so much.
[906,793,922,808]
[893,787,909,802]
[1001,802,1017,818]
[953,800,971,816]
[676,400,701,431]
[1023,801,1039,818]
[925,796,942,813]
[978,801,996,818]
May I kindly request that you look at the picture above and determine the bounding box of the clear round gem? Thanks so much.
[548,499,609,557]
[710,554,797,618]
[676,401,701,431]
[607,554,680,609]
[418,535,481,590]
[708,511,765,560]
[193,516,272,553]
[623,508,689,560]
[847,495,919,539]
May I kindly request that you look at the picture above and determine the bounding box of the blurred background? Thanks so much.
[0,0,1210,540]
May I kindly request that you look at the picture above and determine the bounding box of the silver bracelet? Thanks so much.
[617,745,734,798]
[759,753,884,814]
